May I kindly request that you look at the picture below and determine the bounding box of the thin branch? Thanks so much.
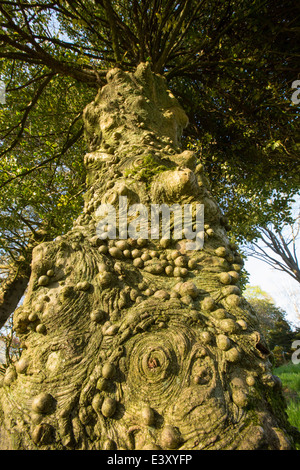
[0,4,103,84]
[132,0,145,62]
[102,0,122,65]
[56,0,114,49]
[167,0,206,56]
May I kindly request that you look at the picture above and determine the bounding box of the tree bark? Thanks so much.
[0,63,298,450]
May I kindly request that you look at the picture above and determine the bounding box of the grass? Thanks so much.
[274,362,300,434]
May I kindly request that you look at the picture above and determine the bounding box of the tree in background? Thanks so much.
[0,315,21,366]
[244,286,300,366]
[0,73,89,326]
[0,0,299,450]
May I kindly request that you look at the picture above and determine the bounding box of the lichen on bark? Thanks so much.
[0,63,298,450]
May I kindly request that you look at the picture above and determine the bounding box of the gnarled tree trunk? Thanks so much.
[0,268,29,329]
[0,63,297,450]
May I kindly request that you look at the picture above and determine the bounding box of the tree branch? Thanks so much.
[0,4,104,84]
[0,73,55,157]
[0,263,30,329]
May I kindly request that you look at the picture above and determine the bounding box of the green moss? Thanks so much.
[125,154,169,188]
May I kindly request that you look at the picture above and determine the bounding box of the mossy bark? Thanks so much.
[0,63,298,450]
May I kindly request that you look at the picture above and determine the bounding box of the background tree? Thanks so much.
[0,314,21,366]
[0,0,299,330]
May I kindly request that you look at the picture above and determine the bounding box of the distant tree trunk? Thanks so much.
[0,63,298,450]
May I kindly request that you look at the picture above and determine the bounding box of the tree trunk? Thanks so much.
[0,63,298,450]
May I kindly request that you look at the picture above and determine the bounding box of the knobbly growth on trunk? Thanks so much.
[0,63,298,450]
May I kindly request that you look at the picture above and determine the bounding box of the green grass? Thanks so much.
[274,362,300,433]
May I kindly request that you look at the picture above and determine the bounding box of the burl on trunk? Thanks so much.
[0,63,297,450]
